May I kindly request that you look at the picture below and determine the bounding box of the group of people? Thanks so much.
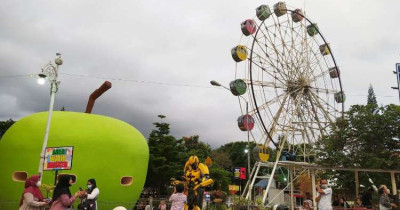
[136,184,187,210]
[302,179,399,210]
[302,179,367,210]
[18,174,99,210]
[332,196,361,208]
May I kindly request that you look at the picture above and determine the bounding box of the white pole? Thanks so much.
[246,102,251,187]
[290,167,294,210]
[38,81,57,182]
[311,170,317,210]
[262,139,286,204]
[391,172,397,195]
[246,162,260,199]
[246,101,251,209]
[37,54,61,182]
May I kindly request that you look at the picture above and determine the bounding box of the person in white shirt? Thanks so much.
[84,178,100,210]
[316,179,332,210]
[169,184,187,210]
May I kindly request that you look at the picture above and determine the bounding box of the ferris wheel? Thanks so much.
[230,2,345,205]
[232,2,345,162]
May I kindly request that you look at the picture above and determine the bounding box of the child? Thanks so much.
[158,200,167,210]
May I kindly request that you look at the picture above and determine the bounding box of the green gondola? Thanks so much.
[256,5,271,21]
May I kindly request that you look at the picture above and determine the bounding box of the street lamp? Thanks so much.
[210,80,251,177]
[37,74,46,85]
[37,53,63,183]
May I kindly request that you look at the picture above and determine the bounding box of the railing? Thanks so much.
[0,200,19,210]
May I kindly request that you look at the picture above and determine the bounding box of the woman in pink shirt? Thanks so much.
[50,175,84,210]
[169,184,187,210]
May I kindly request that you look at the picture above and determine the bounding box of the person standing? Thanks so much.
[169,184,187,210]
[362,188,374,209]
[332,195,340,207]
[83,178,100,210]
[338,197,350,208]
[354,197,363,208]
[145,196,153,210]
[19,175,47,210]
[302,201,312,210]
[158,200,167,210]
[315,179,333,210]
[303,192,313,209]
[50,175,83,210]
[378,185,397,210]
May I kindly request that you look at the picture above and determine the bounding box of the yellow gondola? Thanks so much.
[253,145,269,162]
[231,45,248,62]
[319,44,330,56]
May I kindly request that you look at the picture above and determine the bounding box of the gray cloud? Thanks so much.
[1,0,399,148]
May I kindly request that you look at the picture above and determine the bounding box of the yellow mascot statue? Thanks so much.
[173,156,214,210]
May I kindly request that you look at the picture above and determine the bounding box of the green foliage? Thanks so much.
[0,118,15,139]
[367,84,378,107]
[182,135,212,160]
[214,141,257,168]
[146,116,214,195]
[146,116,186,194]
[210,167,232,191]
[211,151,232,169]
[317,104,400,191]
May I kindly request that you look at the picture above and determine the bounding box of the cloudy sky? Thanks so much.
[1,0,399,148]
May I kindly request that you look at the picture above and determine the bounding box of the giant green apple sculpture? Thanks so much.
[0,111,149,209]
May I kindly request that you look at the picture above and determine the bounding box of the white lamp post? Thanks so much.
[210,80,251,176]
[37,53,63,182]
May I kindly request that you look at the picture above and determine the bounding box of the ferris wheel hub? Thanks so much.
[286,76,311,98]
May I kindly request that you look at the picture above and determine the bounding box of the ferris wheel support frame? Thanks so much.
[261,89,303,205]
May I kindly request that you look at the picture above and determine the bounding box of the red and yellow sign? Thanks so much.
[229,185,239,191]
[234,167,246,180]
[44,146,74,170]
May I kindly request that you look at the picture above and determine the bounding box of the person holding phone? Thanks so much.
[378,185,397,210]
[315,179,333,210]
[169,184,187,210]
[79,178,99,210]
[50,175,84,210]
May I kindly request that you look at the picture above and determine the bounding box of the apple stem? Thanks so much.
[85,81,112,113]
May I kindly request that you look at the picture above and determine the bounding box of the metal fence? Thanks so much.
[0,200,18,210]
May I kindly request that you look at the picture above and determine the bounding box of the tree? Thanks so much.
[146,115,186,194]
[146,117,215,195]
[367,84,378,108]
[182,135,212,160]
[0,119,15,140]
[209,167,232,191]
[317,104,400,191]
[214,141,257,168]
[211,151,232,169]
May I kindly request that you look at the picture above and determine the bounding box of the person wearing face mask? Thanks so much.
[50,174,84,210]
[82,178,100,210]
[19,175,47,210]
[315,179,332,210]
[378,185,397,210]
